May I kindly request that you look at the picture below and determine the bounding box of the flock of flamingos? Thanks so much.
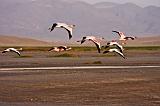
[2,22,137,59]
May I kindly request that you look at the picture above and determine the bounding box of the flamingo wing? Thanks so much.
[113,49,125,59]
[48,47,55,51]
[90,39,101,53]
[11,49,21,56]
[62,27,72,40]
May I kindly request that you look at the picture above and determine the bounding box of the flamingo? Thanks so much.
[48,46,71,52]
[48,22,75,40]
[112,30,136,44]
[78,36,104,53]
[103,40,124,53]
[2,48,22,56]
[103,48,125,59]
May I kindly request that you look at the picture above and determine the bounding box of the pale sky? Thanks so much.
[77,0,160,7]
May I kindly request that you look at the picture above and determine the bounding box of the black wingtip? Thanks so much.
[112,30,119,33]
[121,54,126,59]
[50,28,53,32]
[68,32,72,40]
[69,36,72,40]
[103,51,109,54]
[105,45,109,49]
[98,50,101,53]
[2,51,7,53]
[81,40,85,44]
[120,50,123,53]
[48,47,54,51]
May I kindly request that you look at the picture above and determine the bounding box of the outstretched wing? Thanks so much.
[125,37,135,40]
[11,50,21,56]
[114,43,123,53]
[2,51,7,53]
[115,45,123,53]
[112,30,125,38]
[63,27,72,40]
[114,49,125,59]
[112,30,121,36]
[95,42,101,53]
[112,30,120,34]
[90,39,101,53]
[48,47,54,51]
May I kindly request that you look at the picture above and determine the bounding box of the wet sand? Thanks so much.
[0,50,160,106]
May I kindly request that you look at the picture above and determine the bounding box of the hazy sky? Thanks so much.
[78,0,160,7]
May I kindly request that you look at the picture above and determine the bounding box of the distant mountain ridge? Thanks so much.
[0,0,160,41]
[0,35,51,46]
[93,2,119,8]
[0,35,159,47]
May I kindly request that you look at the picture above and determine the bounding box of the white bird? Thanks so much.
[78,36,104,53]
[112,30,137,44]
[48,46,71,52]
[103,40,124,53]
[103,48,125,59]
[2,48,22,56]
[49,22,75,40]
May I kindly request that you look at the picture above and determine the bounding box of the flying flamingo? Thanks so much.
[103,40,124,53]
[2,48,22,56]
[48,46,71,52]
[103,48,125,59]
[49,22,75,40]
[112,30,137,44]
[77,36,104,53]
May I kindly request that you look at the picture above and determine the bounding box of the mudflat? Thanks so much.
[0,50,160,106]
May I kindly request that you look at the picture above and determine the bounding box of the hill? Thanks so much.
[0,0,160,41]
[126,36,160,46]
[0,35,51,46]
[0,35,159,47]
